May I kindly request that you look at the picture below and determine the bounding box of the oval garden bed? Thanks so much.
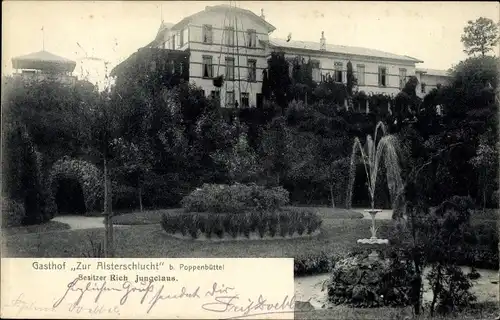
[161,209,322,241]
[161,183,323,241]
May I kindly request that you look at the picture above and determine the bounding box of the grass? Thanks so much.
[111,207,364,226]
[3,210,380,258]
[1,220,70,236]
[112,208,184,225]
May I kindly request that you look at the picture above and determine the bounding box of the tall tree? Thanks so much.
[346,60,357,97]
[461,17,500,57]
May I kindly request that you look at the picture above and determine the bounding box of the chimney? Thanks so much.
[320,31,326,51]
[260,9,265,20]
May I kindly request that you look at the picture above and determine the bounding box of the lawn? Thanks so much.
[3,209,375,259]
[1,220,70,236]
[111,207,364,225]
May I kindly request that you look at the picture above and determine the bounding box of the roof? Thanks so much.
[267,38,423,63]
[171,5,276,33]
[12,50,76,72]
[416,68,451,77]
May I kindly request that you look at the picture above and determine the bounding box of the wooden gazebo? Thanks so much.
[12,50,76,73]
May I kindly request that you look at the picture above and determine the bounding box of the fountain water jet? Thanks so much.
[346,121,404,260]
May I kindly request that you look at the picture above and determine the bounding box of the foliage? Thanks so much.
[46,158,104,216]
[426,265,476,315]
[461,17,500,56]
[160,208,322,239]
[266,51,292,110]
[210,130,260,183]
[390,193,479,315]
[326,255,413,308]
[1,198,26,228]
[181,183,290,213]
[346,61,357,97]
[294,252,337,277]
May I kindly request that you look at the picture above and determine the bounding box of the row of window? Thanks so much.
[202,24,257,47]
[202,56,257,81]
[306,63,408,88]
[208,90,251,108]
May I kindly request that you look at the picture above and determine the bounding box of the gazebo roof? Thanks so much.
[12,50,76,72]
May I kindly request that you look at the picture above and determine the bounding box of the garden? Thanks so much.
[2,16,500,320]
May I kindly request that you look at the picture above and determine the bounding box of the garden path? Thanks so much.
[52,215,109,230]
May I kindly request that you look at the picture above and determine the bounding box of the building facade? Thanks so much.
[416,68,452,97]
[11,50,77,86]
[144,5,449,107]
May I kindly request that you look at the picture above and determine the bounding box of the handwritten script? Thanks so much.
[47,278,295,317]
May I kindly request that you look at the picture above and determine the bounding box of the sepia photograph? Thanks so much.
[1,1,500,319]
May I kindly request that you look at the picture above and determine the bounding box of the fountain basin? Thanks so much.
[357,238,389,245]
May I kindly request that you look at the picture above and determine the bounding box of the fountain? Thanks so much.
[346,121,404,260]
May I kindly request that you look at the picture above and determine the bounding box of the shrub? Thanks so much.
[294,252,337,276]
[2,198,25,228]
[426,264,476,315]
[326,255,413,308]
[181,183,289,213]
[160,209,322,239]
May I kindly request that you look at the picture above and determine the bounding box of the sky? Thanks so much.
[3,1,499,88]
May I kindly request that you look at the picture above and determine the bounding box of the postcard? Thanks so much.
[2,1,499,319]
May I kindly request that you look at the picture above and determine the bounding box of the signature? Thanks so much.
[201,294,295,318]
[3,293,57,316]
[53,278,201,313]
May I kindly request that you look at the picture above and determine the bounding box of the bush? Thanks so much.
[181,183,290,213]
[426,264,476,315]
[160,208,322,239]
[294,252,337,276]
[2,198,26,228]
[326,255,413,308]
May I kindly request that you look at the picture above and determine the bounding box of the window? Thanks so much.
[247,59,256,82]
[210,90,220,100]
[241,92,249,107]
[378,67,387,87]
[334,62,343,83]
[225,27,235,46]
[247,29,256,47]
[226,91,235,107]
[312,60,321,82]
[202,25,213,43]
[225,57,235,80]
[399,68,407,89]
[202,56,213,78]
[172,35,176,49]
[421,83,426,94]
[356,65,365,86]
[179,31,184,47]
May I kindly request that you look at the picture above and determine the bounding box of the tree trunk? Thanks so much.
[103,156,114,258]
[138,176,143,212]
[330,184,335,209]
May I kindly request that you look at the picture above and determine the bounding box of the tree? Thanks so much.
[461,17,500,57]
[346,60,357,97]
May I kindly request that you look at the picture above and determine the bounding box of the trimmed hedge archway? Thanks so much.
[46,158,103,216]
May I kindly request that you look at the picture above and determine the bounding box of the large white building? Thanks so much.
[146,5,451,107]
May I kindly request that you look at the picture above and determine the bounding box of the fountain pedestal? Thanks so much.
[357,209,389,261]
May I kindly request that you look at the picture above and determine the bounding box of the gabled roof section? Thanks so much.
[268,38,423,63]
[416,68,451,77]
[12,50,76,71]
[171,5,276,33]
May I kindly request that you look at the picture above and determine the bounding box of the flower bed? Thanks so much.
[161,208,322,240]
